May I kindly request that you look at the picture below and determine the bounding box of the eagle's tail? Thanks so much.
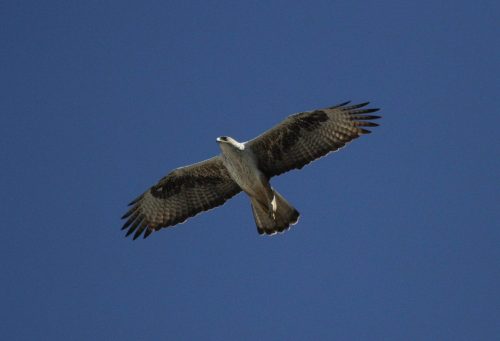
[250,189,300,235]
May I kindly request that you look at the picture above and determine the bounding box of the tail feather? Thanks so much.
[251,189,300,235]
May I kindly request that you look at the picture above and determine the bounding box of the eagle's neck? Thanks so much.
[229,139,245,151]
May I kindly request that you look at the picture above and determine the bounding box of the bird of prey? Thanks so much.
[121,101,380,239]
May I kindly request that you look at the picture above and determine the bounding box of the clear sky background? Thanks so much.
[1,1,499,340]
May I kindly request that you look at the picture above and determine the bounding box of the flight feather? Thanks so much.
[246,101,380,177]
[121,156,241,239]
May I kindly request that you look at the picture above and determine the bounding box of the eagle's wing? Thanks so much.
[121,156,241,239]
[246,101,381,178]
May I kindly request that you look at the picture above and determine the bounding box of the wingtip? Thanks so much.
[121,210,133,220]
[143,227,153,239]
[343,102,372,111]
[329,100,351,109]
[122,215,136,230]
[133,222,148,240]
[128,195,142,206]
[133,229,144,240]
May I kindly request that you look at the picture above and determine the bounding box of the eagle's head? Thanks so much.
[216,136,245,151]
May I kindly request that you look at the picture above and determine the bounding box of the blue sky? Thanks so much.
[1,1,499,340]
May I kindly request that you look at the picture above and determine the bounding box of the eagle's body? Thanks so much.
[122,101,380,239]
[217,136,264,197]
[217,136,299,234]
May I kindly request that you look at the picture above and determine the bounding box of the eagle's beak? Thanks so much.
[216,136,228,143]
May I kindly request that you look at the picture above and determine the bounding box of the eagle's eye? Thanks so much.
[220,136,227,141]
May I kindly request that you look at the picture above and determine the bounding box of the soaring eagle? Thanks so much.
[122,101,380,239]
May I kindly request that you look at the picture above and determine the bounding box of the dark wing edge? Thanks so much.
[121,156,241,240]
[246,101,381,177]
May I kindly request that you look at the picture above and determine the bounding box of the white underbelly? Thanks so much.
[222,154,265,196]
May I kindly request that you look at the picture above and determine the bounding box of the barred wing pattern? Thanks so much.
[247,101,381,177]
[121,156,241,239]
